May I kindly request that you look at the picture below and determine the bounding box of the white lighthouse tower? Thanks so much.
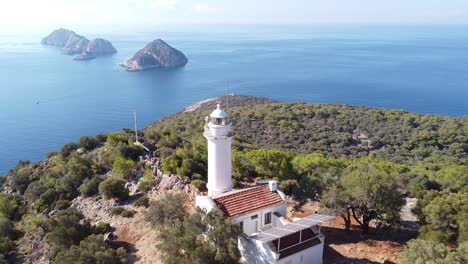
[204,103,234,196]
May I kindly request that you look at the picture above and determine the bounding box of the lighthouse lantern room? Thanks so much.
[204,103,234,196]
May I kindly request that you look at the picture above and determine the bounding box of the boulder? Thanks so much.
[122,39,188,71]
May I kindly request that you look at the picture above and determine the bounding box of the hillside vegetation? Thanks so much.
[1,95,467,263]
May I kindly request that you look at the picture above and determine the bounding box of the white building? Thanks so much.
[196,103,334,264]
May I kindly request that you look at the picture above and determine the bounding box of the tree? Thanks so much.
[420,190,468,243]
[321,184,352,232]
[399,239,448,264]
[156,208,241,264]
[247,149,295,179]
[323,163,404,234]
[146,193,188,228]
[98,177,129,201]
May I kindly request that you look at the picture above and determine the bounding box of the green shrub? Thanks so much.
[106,133,128,147]
[146,193,188,228]
[98,177,129,201]
[139,180,154,193]
[93,222,112,234]
[60,142,78,158]
[54,199,72,210]
[134,196,149,207]
[79,177,103,197]
[9,170,31,194]
[110,207,134,218]
[0,194,21,220]
[77,136,100,151]
[232,179,240,188]
[112,156,135,179]
[191,180,207,191]
[53,234,126,264]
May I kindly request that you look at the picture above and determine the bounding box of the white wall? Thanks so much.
[234,202,287,236]
[277,241,324,264]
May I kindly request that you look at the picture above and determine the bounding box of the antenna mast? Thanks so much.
[226,80,229,111]
[134,110,138,143]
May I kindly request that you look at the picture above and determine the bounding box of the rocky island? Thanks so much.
[121,39,188,71]
[41,28,117,60]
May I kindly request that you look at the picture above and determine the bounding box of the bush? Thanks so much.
[112,156,135,179]
[47,208,91,250]
[54,234,126,264]
[139,180,154,193]
[146,193,188,228]
[110,207,134,218]
[93,222,112,234]
[9,170,31,194]
[24,181,47,201]
[79,177,103,197]
[134,196,149,207]
[60,142,78,158]
[77,136,100,151]
[106,133,128,147]
[98,178,129,201]
[0,194,21,220]
[54,200,71,210]
[191,179,207,192]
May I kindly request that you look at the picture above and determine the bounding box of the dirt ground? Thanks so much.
[289,202,418,264]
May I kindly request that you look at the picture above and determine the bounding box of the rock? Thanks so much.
[42,29,117,60]
[157,174,190,191]
[62,33,89,55]
[85,38,117,55]
[41,28,76,46]
[122,39,188,71]
[74,38,117,60]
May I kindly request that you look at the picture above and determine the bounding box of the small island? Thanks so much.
[121,39,188,71]
[41,29,117,60]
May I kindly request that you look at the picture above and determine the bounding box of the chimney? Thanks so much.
[269,180,278,192]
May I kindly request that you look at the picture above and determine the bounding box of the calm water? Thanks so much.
[1,25,468,174]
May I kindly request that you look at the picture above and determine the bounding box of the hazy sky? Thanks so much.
[1,0,468,31]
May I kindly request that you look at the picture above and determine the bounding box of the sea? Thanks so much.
[1,24,467,175]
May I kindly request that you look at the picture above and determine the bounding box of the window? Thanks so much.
[239,221,244,233]
[251,215,258,220]
[265,212,271,225]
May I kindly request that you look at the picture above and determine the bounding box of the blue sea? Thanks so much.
[1,25,467,175]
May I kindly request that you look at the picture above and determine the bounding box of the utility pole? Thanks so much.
[134,110,138,143]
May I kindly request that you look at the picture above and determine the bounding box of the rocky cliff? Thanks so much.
[121,39,188,71]
[74,38,117,60]
[42,29,116,60]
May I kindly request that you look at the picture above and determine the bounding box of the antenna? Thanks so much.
[133,110,138,143]
[226,80,229,111]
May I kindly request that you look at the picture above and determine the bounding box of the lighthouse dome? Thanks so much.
[210,103,228,118]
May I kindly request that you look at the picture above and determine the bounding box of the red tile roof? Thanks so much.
[212,184,284,218]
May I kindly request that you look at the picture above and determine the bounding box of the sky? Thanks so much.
[1,0,468,32]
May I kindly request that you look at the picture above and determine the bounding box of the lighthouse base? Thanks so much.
[207,184,233,197]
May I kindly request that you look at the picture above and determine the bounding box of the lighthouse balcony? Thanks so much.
[204,124,234,138]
